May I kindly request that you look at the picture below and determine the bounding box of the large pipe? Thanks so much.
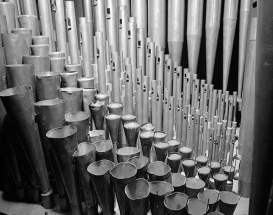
[137,28,146,75]
[148,0,166,49]
[0,86,54,208]
[37,0,54,52]
[106,0,118,52]
[131,0,147,30]
[223,0,239,92]
[187,0,204,75]
[205,0,222,85]
[17,15,39,36]
[94,0,107,39]
[0,2,16,33]
[128,19,137,92]
[167,0,185,65]
[119,6,128,59]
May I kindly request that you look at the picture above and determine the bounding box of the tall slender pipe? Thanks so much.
[111,52,121,102]
[137,28,146,75]
[148,0,166,48]
[131,0,147,30]
[96,31,107,93]
[205,0,222,84]
[0,2,16,33]
[37,0,54,52]
[167,0,185,64]
[238,0,251,98]
[128,19,137,92]
[82,0,94,25]
[106,0,118,52]
[223,0,239,92]
[124,64,134,114]
[187,0,204,75]
[136,68,143,124]
[94,0,107,40]
[119,6,128,59]
[65,1,80,64]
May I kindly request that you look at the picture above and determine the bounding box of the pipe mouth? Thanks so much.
[116,147,141,156]
[78,77,94,81]
[171,173,186,187]
[187,198,208,214]
[125,178,150,200]
[164,192,188,211]
[140,122,154,131]
[219,191,239,205]
[147,161,171,176]
[60,71,78,75]
[153,131,166,139]
[167,153,182,161]
[213,173,228,182]
[32,36,49,39]
[196,155,208,164]
[49,52,65,58]
[197,189,219,205]
[35,99,65,107]
[95,93,109,101]
[73,142,96,157]
[140,130,154,138]
[149,181,174,196]
[105,113,121,120]
[87,159,115,176]
[30,44,49,47]
[209,161,221,169]
[154,141,169,149]
[179,146,192,154]
[23,55,49,59]
[182,158,196,167]
[222,165,235,173]
[35,71,59,77]
[6,64,33,68]
[0,85,31,97]
[128,156,149,170]
[65,111,90,122]
[121,113,136,122]
[124,121,140,129]
[207,212,224,215]
[107,102,123,109]
[186,178,205,190]
[46,125,77,139]
[65,64,81,69]
[110,162,137,180]
[197,166,211,175]
[168,139,180,147]
[93,140,112,152]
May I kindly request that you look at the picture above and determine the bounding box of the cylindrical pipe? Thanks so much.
[22,56,50,74]
[0,2,16,33]
[59,87,83,113]
[106,0,118,52]
[137,28,146,75]
[94,0,107,39]
[96,31,107,93]
[131,0,147,30]
[128,19,137,92]
[17,15,39,36]
[119,6,129,59]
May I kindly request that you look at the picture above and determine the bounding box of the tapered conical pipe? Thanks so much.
[59,88,83,113]
[111,52,121,102]
[139,130,154,158]
[148,0,166,48]
[35,72,60,101]
[154,141,170,162]
[65,111,90,143]
[96,31,107,93]
[125,178,150,215]
[6,64,35,97]
[119,6,128,59]
[94,0,107,39]
[182,159,196,178]
[65,64,83,77]
[142,76,149,122]
[60,72,78,87]
[89,100,105,130]
[37,0,54,52]
[164,192,188,214]
[128,156,149,179]
[93,140,114,162]
[5,0,19,27]
[78,77,94,89]
[11,28,32,48]
[30,44,49,56]
[124,121,140,147]
[219,191,239,215]
[82,88,96,129]
[198,189,219,212]
[2,33,30,65]
[187,0,204,74]
[135,68,143,123]
[35,99,69,211]
[213,173,228,191]
[65,1,79,64]
[87,160,115,215]
[0,86,54,208]
[124,64,134,114]
[79,17,92,77]
[150,181,174,215]
[54,0,67,62]
[46,126,82,214]
[121,113,136,124]
[186,178,205,199]
[167,153,181,173]
[110,162,137,215]
[147,161,171,181]
[32,35,49,45]
[154,131,166,143]
[170,173,186,193]
[22,56,50,74]
[17,15,39,36]
[73,142,97,215]
[131,0,147,30]
[116,147,141,163]
[0,2,16,33]
[167,0,185,65]
[223,0,239,92]
[21,0,37,15]
[187,198,208,215]
[238,0,251,98]
[0,15,8,33]
[205,0,222,84]
[108,102,123,114]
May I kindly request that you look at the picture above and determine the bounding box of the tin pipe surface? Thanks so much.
[119,6,128,59]
[131,0,147,30]
[59,87,83,113]
[17,15,39,36]
[0,2,16,33]
[96,31,107,93]
[128,20,137,92]
[106,0,118,52]
[142,76,149,123]
[137,28,146,75]
[94,0,107,39]
[167,0,185,64]
[0,86,54,208]
[22,55,50,74]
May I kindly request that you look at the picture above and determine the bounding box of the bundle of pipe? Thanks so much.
[0,0,254,213]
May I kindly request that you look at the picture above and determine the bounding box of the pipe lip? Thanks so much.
[46,125,77,139]
[187,198,208,214]
[154,141,169,149]
[32,36,49,39]
[219,191,240,205]
[107,102,123,109]
[0,85,31,97]
[23,55,49,59]
[125,178,150,200]
[17,15,38,18]
[93,140,112,152]
[35,98,65,107]
[105,113,121,120]
[73,142,96,157]
[78,77,94,81]
[171,173,186,187]
[65,111,90,122]
[163,192,188,211]
[124,121,140,129]
[128,156,149,170]
[147,161,171,176]
[60,87,83,92]
[5,64,33,68]
[30,44,50,47]
[110,162,137,180]
[197,189,219,205]
[149,181,174,196]
[87,159,115,176]
[35,71,59,77]
[139,130,154,138]
[116,147,141,156]
[153,131,166,138]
